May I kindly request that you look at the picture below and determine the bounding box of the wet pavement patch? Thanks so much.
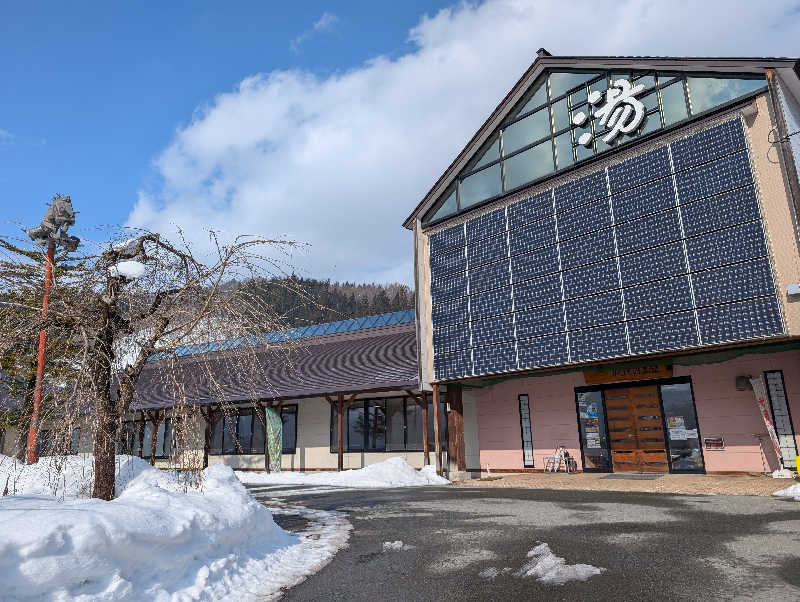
[272,513,313,533]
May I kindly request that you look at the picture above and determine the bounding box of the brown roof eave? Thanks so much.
[402,55,800,230]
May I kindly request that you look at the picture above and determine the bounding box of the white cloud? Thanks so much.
[291,11,340,53]
[128,0,800,285]
[0,128,12,139]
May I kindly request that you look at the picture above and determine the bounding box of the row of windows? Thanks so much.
[118,418,178,459]
[330,397,448,453]
[423,70,766,225]
[210,406,298,456]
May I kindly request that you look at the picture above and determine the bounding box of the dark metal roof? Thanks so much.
[132,321,419,410]
[402,54,800,229]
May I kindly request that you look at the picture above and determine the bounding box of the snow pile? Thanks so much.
[480,543,605,585]
[108,260,146,279]
[237,457,450,488]
[773,482,800,500]
[0,454,350,600]
[382,540,415,551]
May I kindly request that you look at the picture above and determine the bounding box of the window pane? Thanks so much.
[549,72,600,100]
[640,90,660,113]
[633,74,656,90]
[473,136,500,169]
[554,131,574,170]
[155,420,166,457]
[406,401,424,451]
[504,140,554,190]
[459,163,501,209]
[222,415,237,454]
[660,383,704,472]
[252,410,265,454]
[163,420,174,457]
[142,422,153,458]
[365,400,386,451]
[348,403,365,451]
[687,77,766,115]
[502,109,549,155]
[660,82,688,126]
[575,137,594,161]
[210,414,223,454]
[386,398,406,451]
[330,405,339,452]
[517,80,548,116]
[639,111,661,136]
[70,428,81,455]
[238,414,253,454]
[281,406,297,454]
[576,390,611,471]
[551,97,570,133]
[428,188,457,222]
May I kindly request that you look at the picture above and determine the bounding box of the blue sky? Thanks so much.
[2,1,800,284]
[0,1,448,242]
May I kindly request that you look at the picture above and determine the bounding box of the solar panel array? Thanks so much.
[429,119,784,380]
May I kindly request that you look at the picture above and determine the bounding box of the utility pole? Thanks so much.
[24,195,80,464]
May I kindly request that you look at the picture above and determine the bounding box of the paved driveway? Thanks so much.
[249,484,800,601]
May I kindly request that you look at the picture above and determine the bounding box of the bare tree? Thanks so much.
[1,228,298,500]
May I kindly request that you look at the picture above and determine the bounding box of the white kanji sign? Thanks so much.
[571,79,647,146]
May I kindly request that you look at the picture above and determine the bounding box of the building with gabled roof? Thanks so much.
[406,51,800,476]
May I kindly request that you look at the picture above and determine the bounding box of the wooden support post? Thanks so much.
[447,384,466,472]
[137,410,145,458]
[263,404,270,473]
[200,408,211,469]
[337,392,345,472]
[149,410,163,466]
[432,386,442,476]
[421,391,430,466]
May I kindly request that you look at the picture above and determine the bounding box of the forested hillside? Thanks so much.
[240,275,415,327]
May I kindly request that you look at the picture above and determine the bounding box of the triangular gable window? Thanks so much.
[423,68,766,225]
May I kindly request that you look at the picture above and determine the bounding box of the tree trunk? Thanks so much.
[92,400,117,500]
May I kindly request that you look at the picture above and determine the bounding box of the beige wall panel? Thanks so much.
[747,94,800,334]
[416,219,435,389]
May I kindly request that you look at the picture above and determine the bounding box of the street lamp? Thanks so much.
[24,195,80,464]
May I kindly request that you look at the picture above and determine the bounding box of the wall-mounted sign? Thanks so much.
[703,436,725,450]
[583,363,672,385]
[571,79,646,145]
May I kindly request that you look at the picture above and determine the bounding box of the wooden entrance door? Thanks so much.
[604,385,669,472]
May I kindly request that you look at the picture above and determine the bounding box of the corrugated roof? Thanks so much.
[132,316,419,410]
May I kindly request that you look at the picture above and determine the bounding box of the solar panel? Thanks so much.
[427,117,784,379]
[514,303,566,339]
[470,286,513,319]
[472,341,517,375]
[509,217,557,256]
[471,313,515,346]
[607,146,671,194]
[507,191,553,229]
[559,227,616,270]
[517,332,569,368]
[680,185,760,236]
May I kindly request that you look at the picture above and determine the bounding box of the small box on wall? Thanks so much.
[703,436,725,450]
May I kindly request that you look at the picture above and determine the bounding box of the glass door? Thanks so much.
[576,390,612,472]
[659,382,705,473]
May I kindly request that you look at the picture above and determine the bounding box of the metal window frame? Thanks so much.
[517,393,534,468]
[280,404,299,454]
[423,68,768,227]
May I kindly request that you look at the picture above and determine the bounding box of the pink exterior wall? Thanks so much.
[476,372,584,471]
[675,349,800,473]
[473,349,800,473]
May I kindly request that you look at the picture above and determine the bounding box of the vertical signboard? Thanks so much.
[750,376,785,470]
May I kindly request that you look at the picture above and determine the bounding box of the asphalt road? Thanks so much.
[249,483,800,601]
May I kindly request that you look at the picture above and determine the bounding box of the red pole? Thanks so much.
[26,243,55,464]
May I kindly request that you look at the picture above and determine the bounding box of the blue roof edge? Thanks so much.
[151,309,416,361]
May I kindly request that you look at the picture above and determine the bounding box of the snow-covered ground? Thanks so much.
[0,454,350,601]
[773,481,800,500]
[236,457,450,488]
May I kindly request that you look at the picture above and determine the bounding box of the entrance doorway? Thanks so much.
[576,378,705,474]
[604,385,669,473]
